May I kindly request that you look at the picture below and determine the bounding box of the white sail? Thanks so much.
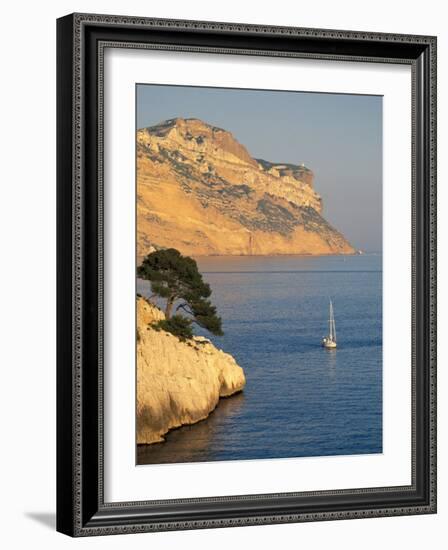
[322,299,337,348]
[329,300,336,341]
[332,303,337,343]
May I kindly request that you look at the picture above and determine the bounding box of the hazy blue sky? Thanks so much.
[137,84,382,252]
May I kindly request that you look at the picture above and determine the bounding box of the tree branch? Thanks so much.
[176,303,194,317]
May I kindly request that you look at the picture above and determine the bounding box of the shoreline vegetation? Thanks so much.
[136,249,246,445]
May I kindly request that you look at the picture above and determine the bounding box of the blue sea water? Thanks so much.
[137,254,382,465]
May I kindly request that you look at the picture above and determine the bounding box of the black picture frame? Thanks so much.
[57,13,437,537]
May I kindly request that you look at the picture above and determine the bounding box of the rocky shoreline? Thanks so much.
[136,297,246,444]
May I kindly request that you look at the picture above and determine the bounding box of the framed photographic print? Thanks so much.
[56,13,437,536]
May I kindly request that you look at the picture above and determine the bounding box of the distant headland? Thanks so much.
[137,117,355,257]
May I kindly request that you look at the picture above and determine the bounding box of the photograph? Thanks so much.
[54,8,437,538]
[135,84,383,465]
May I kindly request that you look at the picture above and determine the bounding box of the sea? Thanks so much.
[137,254,382,465]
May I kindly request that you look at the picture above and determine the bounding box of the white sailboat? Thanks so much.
[322,299,337,349]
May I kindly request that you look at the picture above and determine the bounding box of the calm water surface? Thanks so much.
[137,254,382,464]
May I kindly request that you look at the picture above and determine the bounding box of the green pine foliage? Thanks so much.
[137,248,223,339]
[152,316,193,341]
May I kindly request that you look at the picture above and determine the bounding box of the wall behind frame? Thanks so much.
[0,1,444,549]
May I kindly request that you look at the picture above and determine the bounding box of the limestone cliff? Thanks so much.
[137,117,355,258]
[137,297,246,444]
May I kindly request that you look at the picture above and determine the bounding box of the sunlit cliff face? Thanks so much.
[137,117,355,258]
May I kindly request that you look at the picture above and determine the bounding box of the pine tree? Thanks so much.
[137,248,223,338]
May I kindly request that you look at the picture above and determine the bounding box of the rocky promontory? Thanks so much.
[137,297,246,444]
[137,117,355,258]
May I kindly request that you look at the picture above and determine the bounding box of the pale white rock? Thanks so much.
[137,298,246,444]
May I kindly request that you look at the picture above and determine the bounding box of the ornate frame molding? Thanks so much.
[57,13,437,537]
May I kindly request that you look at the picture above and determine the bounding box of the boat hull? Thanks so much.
[322,338,337,349]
